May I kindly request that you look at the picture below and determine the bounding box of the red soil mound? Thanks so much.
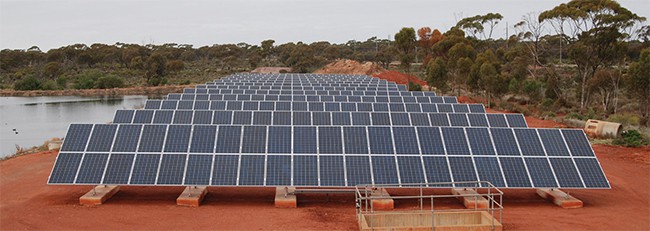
[314,59,386,76]
[373,71,427,86]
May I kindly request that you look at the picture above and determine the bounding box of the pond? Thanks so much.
[0,95,150,157]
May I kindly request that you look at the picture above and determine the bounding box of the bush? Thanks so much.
[613,130,648,147]
[565,112,585,120]
[73,71,103,89]
[14,76,41,90]
[95,75,124,89]
[40,80,59,90]
[408,81,422,91]
[148,76,167,86]
[607,113,641,127]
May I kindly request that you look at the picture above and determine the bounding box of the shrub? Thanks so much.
[565,112,585,120]
[40,80,59,90]
[148,76,167,86]
[613,130,647,147]
[607,113,641,127]
[73,71,103,89]
[408,81,422,91]
[95,75,124,89]
[14,76,41,90]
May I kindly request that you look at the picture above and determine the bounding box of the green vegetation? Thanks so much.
[0,0,648,131]
[613,130,648,147]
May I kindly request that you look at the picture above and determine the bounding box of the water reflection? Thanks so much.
[0,95,150,157]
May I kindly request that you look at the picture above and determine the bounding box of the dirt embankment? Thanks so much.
[373,71,427,86]
[314,59,386,76]
[0,85,192,97]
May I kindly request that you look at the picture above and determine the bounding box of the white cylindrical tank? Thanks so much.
[584,119,622,138]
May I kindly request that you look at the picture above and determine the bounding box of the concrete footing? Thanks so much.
[371,188,394,210]
[451,188,489,209]
[536,188,583,208]
[176,186,208,207]
[79,185,120,205]
[275,187,297,208]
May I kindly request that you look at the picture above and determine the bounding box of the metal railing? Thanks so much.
[354,181,503,231]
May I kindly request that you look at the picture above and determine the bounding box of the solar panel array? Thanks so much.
[48,73,610,188]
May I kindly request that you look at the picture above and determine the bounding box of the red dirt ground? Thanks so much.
[373,71,428,86]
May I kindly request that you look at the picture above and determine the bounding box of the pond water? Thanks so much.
[0,96,150,157]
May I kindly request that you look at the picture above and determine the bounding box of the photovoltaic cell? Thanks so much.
[368,127,394,154]
[466,128,496,155]
[549,158,584,188]
[48,153,83,184]
[268,126,291,153]
[474,157,506,187]
[215,126,241,153]
[562,130,594,156]
[441,127,470,155]
[319,127,342,154]
[448,157,478,187]
[164,125,191,152]
[133,110,154,123]
[294,155,318,186]
[417,127,445,155]
[113,110,134,123]
[524,158,558,188]
[538,129,570,156]
[86,124,117,152]
[102,154,135,184]
[490,128,520,156]
[397,156,425,184]
[392,127,419,154]
[499,157,532,187]
[157,154,187,185]
[320,156,345,186]
[239,155,267,185]
[130,154,161,184]
[241,126,267,153]
[212,155,238,185]
[574,158,609,188]
[61,124,93,152]
[138,125,167,152]
[346,156,372,186]
[153,111,173,124]
[294,127,317,154]
[371,156,399,184]
[514,129,545,156]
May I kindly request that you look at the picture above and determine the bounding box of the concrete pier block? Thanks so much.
[79,185,120,205]
[176,186,208,207]
[536,188,583,208]
[451,188,489,209]
[275,187,297,208]
[371,188,394,210]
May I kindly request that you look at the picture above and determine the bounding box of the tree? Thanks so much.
[540,0,646,110]
[261,39,275,58]
[626,48,650,125]
[456,13,503,40]
[146,53,167,85]
[166,60,185,73]
[514,12,547,76]
[43,62,62,78]
[426,57,449,93]
[417,27,445,65]
[394,27,416,71]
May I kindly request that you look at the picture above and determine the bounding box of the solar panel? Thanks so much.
[49,73,609,189]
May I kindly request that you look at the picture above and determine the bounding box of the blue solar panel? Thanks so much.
[239,155,265,185]
[574,158,609,188]
[161,101,177,110]
[313,112,331,125]
[490,128,520,155]
[243,101,258,110]
[514,129,545,156]
[390,113,410,126]
[343,127,368,154]
[319,127,343,154]
[332,112,351,125]
[242,126,267,153]
[448,157,478,187]
[193,111,213,124]
[130,154,161,184]
[178,101,193,110]
[487,114,508,127]
[113,110,134,123]
[372,156,399,184]
[164,125,191,152]
[192,101,210,110]
[61,124,93,152]
[138,125,167,152]
[346,156,372,186]
[173,111,193,124]
[212,155,238,185]
[562,130,595,156]
[190,126,216,153]
[133,110,154,123]
[467,114,488,127]
[49,153,83,184]
[417,127,445,155]
[294,156,318,186]
[448,114,469,126]
[153,111,173,124]
[466,128,496,155]
[410,113,430,126]
[392,127,419,154]
[429,114,450,126]
[505,114,527,127]
[397,156,425,184]
[157,154,186,185]
[371,113,391,125]
[320,156,345,186]
[452,104,469,113]
[233,111,252,125]
[215,126,241,153]
[437,104,453,113]
[474,157,506,187]
[86,124,117,152]
[266,155,291,186]
[549,158,584,188]
[75,154,109,184]
[268,126,291,153]
[145,100,161,109]
[102,154,135,184]
[538,129,570,156]
[368,127,394,154]
[441,127,470,155]
[253,111,272,125]
[524,158,558,188]
[499,157,532,187]
[294,127,317,153]
[352,112,371,125]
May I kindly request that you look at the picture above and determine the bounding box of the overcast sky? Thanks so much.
[1,0,648,51]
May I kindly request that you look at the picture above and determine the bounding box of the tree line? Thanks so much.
[0,0,648,125]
